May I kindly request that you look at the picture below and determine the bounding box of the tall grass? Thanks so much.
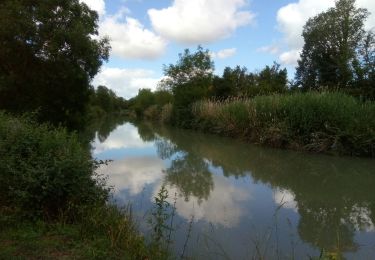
[192,92,375,156]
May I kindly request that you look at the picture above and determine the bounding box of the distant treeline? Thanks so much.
[88,85,128,117]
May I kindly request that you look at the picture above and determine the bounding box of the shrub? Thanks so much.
[0,112,108,219]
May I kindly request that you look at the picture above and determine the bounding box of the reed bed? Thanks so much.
[191,92,375,156]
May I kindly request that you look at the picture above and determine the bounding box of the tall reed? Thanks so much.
[191,92,375,156]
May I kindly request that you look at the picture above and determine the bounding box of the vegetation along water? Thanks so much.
[0,0,374,259]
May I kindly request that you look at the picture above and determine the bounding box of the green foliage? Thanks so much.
[147,185,173,259]
[211,63,288,99]
[255,63,288,96]
[212,66,250,98]
[0,113,165,259]
[0,206,153,259]
[132,88,155,117]
[0,0,110,128]
[88,85,128,117]
[0,112,108,218]
[150,186,171,244]
[192,92,375,156]
[295,0,374,99]
[162,46,214,126]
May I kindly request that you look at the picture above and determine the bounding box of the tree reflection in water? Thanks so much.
[134,122,375,257]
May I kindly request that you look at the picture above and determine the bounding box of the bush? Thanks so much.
[0,112,108,219]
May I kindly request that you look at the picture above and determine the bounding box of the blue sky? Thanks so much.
[80,0,375,99]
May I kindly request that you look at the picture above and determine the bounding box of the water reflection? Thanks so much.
[92,119,375,259]
[98,156,165,195]
[274,189,298,212]
[154,175,251,228]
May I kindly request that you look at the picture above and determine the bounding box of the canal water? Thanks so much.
[92,121,375,259]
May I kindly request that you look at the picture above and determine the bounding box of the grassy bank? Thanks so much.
[189,92,375,157]
[0,112,165,259]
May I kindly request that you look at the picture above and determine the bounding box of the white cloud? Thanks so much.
[80,0,106,16]
[211,48,237,59]
[276,0,375,66]
[257,45,280,55]
[93,67,161,99]
[99,13,167,60]
[279,49,301,66]
[148,0,254,44]
[357,0,375,31]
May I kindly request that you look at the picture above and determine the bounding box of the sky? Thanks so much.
[80,0,375,99]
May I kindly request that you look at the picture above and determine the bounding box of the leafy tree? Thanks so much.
[132,88,155,117]
[0,0,110,128]
[211,63,288,99]
[162,46,214,126]
[95,86,116,112]
[295,0,369,91]
[211,66,250,98]
[354,31,375,99]
[256,62,288,95]
[154,89,173,107]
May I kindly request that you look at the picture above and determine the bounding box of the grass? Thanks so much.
[0,222,114,259]
[0,208,149,259]
[191,92,375,156]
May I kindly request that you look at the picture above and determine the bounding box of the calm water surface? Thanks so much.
[92,121,375,259]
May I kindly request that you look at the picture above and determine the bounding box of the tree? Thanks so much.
[354,31,375,99]
[295,0,369,91]
[0,0,110,128]
[162,46,214,126]
[256,62,288,95]
[211,63,288,99]
[132,88,155,117]
[212,66,250,98]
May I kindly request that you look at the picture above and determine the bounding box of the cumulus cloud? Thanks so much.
[276,0,375,66]
[211,48,237,59]
[93,67,161,99]
[80,1,167,60]
[80,0,106,16]
[148,0,254,44]
[99,12,167,60]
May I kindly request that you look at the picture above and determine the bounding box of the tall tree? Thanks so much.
[0,0,110,128]
[295,0,369,91]
[162,46,214,126]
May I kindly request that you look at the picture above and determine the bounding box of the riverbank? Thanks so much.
[148,92,375,157]
[0,112,166,259]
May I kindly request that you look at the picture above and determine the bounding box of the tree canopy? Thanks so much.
[295,0,374,99]
[0,0,110,128]
[162,46,214,126]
